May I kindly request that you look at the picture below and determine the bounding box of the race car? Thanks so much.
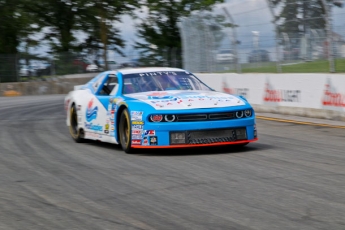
[65,67,258,153]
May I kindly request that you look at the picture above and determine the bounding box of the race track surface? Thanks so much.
[1,95,345,230]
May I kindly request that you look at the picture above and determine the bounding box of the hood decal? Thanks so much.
[125,90,245,110]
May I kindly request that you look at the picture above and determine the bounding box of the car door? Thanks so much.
[95,73,119,137]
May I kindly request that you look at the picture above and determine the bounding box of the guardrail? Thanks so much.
[0,73,98,97]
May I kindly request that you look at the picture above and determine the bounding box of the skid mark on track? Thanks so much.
[257,116,345,129]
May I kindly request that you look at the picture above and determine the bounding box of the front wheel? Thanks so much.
[69,104,84,143]
[119,109,133,153]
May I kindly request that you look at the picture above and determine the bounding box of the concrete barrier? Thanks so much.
[1,77,92,96]
[1,72,345,122]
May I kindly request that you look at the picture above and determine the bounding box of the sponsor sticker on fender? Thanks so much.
[132,135,142,140]
[131,111,143,121]
[132,125,143,130]
[144,130,155,136]
[149,136,158,145]
[142,137,149,146]
[132,121,144,125]
[131,140,141,145]
[132,130,142,135]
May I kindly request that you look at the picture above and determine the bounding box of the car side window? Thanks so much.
[98,74,118,96]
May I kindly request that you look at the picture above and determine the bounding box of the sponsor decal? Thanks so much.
[86,131,103,139]
[263,81,301,102]
[142,136,149,146]
[322,79,345,107]
[132,135,142,140]
[85,122,103,132]
[104,124,109,134]
[132,121,144,125]
[131,111,143,121]
[86,98,98,122]
[132,125,143,130]
[131,140,141,145]
[129,91,246,109]
[111,125,115,131]
[223,82,250,98]
[132,130,142,135]
[139,71,178,77]
[144,130,155,136]
[149,136,158,145]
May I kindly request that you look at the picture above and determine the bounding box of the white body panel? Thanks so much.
[65,89,118,144]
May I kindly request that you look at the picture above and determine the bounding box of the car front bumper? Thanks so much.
[130,117,257,148]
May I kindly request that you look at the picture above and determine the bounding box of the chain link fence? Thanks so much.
[2,1,345,82]
[179,1,345,73]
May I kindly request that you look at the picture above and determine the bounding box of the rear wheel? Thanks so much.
[69,104,84,143]
[119,109,133,153]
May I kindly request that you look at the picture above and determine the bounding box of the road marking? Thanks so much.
[257,116,345,129]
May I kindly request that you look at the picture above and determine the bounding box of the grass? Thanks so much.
[240,58,345,73]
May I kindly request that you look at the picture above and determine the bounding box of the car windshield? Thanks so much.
[122,71,212,94]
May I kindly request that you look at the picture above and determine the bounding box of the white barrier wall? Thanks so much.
[197,73,345,121]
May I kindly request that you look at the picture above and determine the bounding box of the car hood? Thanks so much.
[124,90,246,110]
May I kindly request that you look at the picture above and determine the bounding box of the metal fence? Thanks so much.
[2,1,345,82]
[0,52,102,83]
[179,0,345,73]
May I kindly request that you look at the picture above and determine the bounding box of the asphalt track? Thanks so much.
[1,95,345,230]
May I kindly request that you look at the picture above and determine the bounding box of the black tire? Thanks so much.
[69,104,84,143]
[119,109,133,153]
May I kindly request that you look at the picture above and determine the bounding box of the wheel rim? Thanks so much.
[121,111,130,148]
[70,106,78,137]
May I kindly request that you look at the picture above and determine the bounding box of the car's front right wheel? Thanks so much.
[119,109,133,153]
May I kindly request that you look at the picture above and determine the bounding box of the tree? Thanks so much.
[271,0,342,36]
[0,0,35,82]
[134,0,225,67]
[22,0,90,53]
[80,0,140,70]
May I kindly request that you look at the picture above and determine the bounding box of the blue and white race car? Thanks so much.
[65,67,258,153]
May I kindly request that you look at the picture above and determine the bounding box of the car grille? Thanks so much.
[176,112,235,122]
[170,128,247,145]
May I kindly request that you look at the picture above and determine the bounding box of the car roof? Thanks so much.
[115,67,185,75]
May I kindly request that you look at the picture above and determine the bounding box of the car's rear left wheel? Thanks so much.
[69,104,84,143]
[119,109,133,153]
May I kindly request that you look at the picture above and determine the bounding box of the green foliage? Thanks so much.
[0,0,35,82]
[79,0,140,69]
[271,0,342,37]
[135,0,225,67]
[240,59,345,73]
